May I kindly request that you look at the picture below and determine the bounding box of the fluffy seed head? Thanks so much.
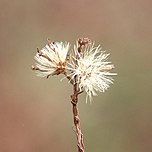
[32,41,70,78]
[69,43,116,102]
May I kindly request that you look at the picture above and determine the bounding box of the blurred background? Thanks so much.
[0,0,152,152]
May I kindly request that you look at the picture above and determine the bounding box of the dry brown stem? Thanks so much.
[71,81,84,152]
[69,38,91,152]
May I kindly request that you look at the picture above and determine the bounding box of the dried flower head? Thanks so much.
[32,37,117,152]
[32,38,116,102]
[69,43,116,101]
[32,40,70,78]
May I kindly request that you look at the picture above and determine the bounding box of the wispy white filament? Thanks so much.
[33,40,116,102]
[69,43,116,102]
[34,42,70,77]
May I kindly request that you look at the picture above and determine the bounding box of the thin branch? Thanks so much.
[71,83,85,152]
[63,72,74,85]
[70,39,89,152]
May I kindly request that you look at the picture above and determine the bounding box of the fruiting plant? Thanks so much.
[32,38,116,152]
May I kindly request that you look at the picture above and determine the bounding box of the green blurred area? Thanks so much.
[0,0,152,152]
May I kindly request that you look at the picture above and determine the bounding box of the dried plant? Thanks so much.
[32,38,116,152]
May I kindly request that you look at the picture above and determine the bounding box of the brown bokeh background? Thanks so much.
[0,0,152,152]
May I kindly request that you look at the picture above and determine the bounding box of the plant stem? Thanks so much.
[70,38,91,152]
[71,79,85,152]
[71,85,84,152]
